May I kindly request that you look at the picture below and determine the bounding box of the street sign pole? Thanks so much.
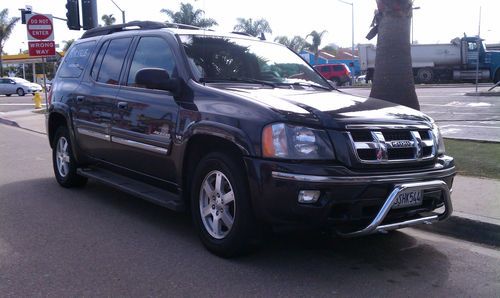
[42,56,48,109]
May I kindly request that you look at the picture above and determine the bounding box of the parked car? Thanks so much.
[47,21,455,257]
[313,63,351,86]
[0,77,43,96]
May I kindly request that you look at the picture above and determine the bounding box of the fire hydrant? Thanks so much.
[33,92,43,109]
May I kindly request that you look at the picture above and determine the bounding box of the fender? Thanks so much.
[47,102,87,164]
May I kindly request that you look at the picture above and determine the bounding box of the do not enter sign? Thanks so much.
[26,14,54,41]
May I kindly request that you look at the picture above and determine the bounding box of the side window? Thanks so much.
[333,65,344,71]
[96,38,132,85]
[127,37,177,87]
[91,41,110,81]
[321,66,330,72]
[58,41,96,78]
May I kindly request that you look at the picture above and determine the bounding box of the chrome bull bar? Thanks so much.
[338,180,453,237]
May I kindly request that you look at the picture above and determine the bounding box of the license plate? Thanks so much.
[392,190,423,209]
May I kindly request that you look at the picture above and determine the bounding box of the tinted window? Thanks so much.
[333,65,344,71]
[91,41,110,81]
[127,37,177,87]
[320,66,330,72]
[58,41,96,78]
[97,38,132,85]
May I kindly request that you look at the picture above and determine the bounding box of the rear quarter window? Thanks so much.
[333,65,345,71]
[58,41,96,78]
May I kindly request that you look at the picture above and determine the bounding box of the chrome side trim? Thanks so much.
[111,136,168,155]
[346,124,431,130]
[77,128,110,141]
[271,166,455,184]
[337,180,452,237]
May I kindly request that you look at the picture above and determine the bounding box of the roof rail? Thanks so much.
[231,31,254,37]
[81,21,203,39]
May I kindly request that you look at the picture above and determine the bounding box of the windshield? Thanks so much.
[179,34,330,89]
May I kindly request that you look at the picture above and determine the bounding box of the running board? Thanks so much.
[77,167,185,212]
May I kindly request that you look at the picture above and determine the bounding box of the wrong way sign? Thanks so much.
[28,41,56,57]
[26,14,54,41]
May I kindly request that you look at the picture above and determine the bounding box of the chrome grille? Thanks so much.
[347,127,436,163]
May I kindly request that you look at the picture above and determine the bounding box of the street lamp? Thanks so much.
[337,0,355,86]
[411,6,421,44]
[110,0,126,23]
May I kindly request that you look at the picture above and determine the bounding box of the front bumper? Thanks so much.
[244,155,455,235]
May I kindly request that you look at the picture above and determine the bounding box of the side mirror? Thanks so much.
[135,68,180,94]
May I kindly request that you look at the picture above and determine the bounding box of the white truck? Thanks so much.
[359,36,500,84]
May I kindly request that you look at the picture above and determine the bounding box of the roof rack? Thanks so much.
[231,31,254,37]
[81,21,203,39]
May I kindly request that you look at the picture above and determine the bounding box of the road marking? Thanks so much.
[440,124,500,129]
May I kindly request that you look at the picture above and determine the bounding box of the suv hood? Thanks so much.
[217,87,432,129]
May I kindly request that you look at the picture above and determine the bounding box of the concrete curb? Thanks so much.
[416,215,500,248]
[465,91,500,97]
[443,137,500,144]
[0,117,20,127]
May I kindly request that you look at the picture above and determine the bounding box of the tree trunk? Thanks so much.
[369,0,420,110]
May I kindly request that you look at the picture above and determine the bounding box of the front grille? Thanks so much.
[347,127,436,163]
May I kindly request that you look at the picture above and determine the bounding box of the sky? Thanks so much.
[2,0,499,54]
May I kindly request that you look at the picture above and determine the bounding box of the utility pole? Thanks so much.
[110,0,126,23]
[475,6,481,94]
[338,0,355,86]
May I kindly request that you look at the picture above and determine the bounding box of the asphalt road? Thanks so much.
[1,124,499,296]
[0,94,46,113]
[344,85,500,142]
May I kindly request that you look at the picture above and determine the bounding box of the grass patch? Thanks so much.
[444,139,500,180]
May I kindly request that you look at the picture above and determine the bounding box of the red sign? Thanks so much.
[28,41,56,57]
[27,14,54,41]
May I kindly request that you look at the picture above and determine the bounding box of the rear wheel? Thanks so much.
[52,127,87,188]
[16,88,25,96]
[191,152,260,257]
[416,68,434,84]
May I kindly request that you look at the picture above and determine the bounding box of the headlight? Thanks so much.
[432,124,446,155]
[262,123,335,159]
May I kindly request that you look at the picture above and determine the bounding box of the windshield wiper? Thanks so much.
[199,77,276,88]
[276,81,332,91]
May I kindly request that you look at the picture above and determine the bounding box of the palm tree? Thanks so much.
[62,39,75,52]
[367,0,419,110]
[161,3,217,28]
[101,14,116,26]
[233,18,272,37]
[306,30,327,64]
[0,9,20,76]
[274,35,308,53]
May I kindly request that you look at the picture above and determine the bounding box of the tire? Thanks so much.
[6,94,11,97]
[329,78,340,87]
[16,88,25,96]
[52,127,87,188]
[416,68,434,84]
[191,152,260,257]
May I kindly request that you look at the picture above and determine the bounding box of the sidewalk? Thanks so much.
[0,109,499,245]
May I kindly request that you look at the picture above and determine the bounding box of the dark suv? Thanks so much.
[47,22,455,257]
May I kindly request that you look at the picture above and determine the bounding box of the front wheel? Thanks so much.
[52,127,87,188]
[16,88,25,96]
[191,152,260,257]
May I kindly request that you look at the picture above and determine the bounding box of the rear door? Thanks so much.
[109,35,180,182]
[73,37,132,161]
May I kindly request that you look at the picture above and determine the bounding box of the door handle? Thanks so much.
[117,102,128,109]
[76,96,85,103]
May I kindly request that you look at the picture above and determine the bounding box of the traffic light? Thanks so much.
[81,0,98,30]
[65,0,81,30]
[19,8,32,24]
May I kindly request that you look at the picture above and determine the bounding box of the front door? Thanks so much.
[109,36,179,182]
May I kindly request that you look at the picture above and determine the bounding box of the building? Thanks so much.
[299,49,360,76]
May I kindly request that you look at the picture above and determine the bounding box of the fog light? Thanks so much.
[298,190,321,204]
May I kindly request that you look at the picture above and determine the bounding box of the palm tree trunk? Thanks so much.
[369,0,419,110]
